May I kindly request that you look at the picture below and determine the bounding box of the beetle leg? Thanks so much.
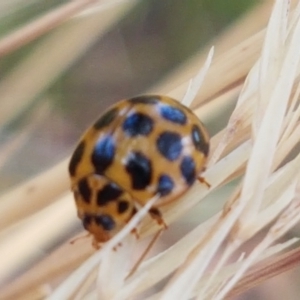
[197,175,211,188]
[149,207,168,229]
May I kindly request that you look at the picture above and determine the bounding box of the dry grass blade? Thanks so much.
[217,180,300,299]
[199,239,299,300]
[0,159,69,230]
[245,0,300,218]
[1,236,94,300]
[181,47,214,107]
[0,194,76,285]
[3,0,300,299]
[0,0,97,57]
[192,30,263,109]
[0,101,51,171]
[225,245,300,299]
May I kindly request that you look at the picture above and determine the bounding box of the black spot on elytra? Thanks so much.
[192,125,209,156]
[118,200,129,214]
[82,214,92,230]
[129,95,159,105]
[69,141,85,176]
[123,113,154,136]
[78,178,91,203]
[91,136,115,174]
[157,174,174,196]
[157,131,182,161]
[95,215,115,231]
[125,152,152,190]
[160,105,187,125]
[93,107,118,130]
[97,183,123,206]
[180,156,196,185]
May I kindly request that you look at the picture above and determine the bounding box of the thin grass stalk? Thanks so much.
[225,245,300,299]
[2,1,300,299]
[0,0,97,57]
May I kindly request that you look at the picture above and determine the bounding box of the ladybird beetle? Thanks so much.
[69,95,210,246]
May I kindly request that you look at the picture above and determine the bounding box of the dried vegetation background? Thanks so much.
[1,0,300,299]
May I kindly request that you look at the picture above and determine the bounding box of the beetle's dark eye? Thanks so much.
[95,215,116,231]
[82,214,92,230]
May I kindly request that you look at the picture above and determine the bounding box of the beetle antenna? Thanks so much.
[70,232,91,245]
[125,228,164,279]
